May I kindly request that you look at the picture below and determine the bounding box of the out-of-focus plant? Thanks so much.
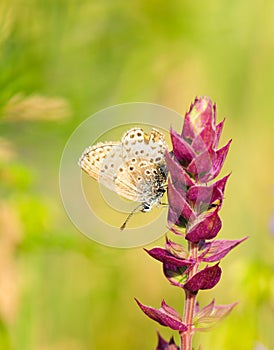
[2,94,71,122]
[136,96,247,349]
[0,88,71,348]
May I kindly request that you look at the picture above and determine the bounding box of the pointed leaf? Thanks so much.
[165,238,189,259]
[145,247,192,267]
[182,96,214,142]
[135,299,187,332]
[194,299,238,331]
[214,119,225,148]
[187,174,230,208]
[185,209,222,243]
[199,237,248,262]
[156,332,179,350]
[165,150,194,188]
[191,123,215,154]
[187,147,215,178]
[170,128,196,165]
[168,179,196,227]
[181,99,197,140]
[156,332,168,350]
[212,139,232,178]
[163,263,190,288]
[200,139,232,182]
[184,264,222,293]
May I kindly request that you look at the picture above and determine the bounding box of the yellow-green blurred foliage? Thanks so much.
[0,0,273,349]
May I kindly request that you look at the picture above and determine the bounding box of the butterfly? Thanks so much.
[78,127,168,229]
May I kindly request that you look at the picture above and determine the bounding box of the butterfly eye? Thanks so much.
[152,169,157,174]
[135,150,139,155]
[119,167,124,172]
[137,132,142,137]
[131,158,137,163]
[137,176,142,181]
[155,157,161,162]
[145,170,151,175]
[129,166,134,171]
[140,150,144,154]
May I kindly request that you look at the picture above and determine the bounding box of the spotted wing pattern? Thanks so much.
[79,128,168,208]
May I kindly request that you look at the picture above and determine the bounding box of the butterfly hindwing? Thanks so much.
[79,142,120,181]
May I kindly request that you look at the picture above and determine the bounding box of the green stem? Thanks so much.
[180,242,199,350]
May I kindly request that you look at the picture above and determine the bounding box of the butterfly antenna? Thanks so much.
[120,204,143,231]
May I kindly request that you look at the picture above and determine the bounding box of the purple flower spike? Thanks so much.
[136,97,246,349]
[184,264,222,293]
[135,299,187,332]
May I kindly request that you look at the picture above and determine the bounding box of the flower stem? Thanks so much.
[180,242,199,350]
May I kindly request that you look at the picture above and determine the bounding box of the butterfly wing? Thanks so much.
[117,158,167,203]
[79,141,143,201]
[121,127,167,163]
[79,142,120,181]
[119,127,168,203]
[79,128,168,205]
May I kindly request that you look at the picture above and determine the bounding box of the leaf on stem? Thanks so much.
[193,299,238,331]
[185,209,222,243]
[145,247,192,267]
[198,237,248,262]
[184,264,222,293]
[135,299,187,332]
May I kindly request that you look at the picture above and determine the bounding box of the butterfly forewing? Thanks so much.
[121,127,167,163]
[79,127,168,210]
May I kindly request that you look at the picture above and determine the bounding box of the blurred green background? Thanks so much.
[0,0,273,349]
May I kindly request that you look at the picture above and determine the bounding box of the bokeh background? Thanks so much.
[0,1,273,349]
